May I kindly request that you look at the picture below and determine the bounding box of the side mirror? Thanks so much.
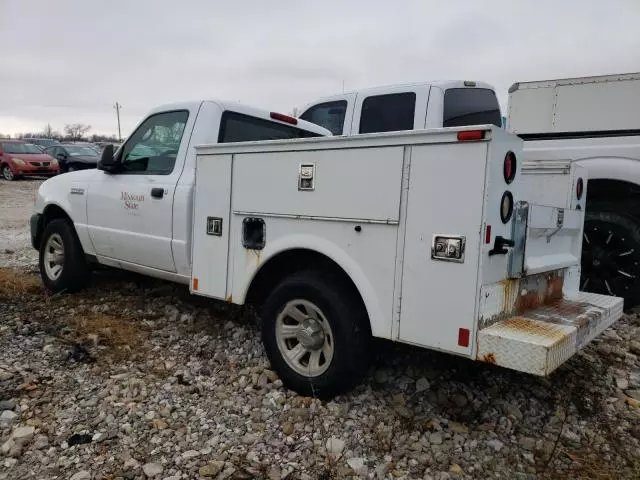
[56,152,66,160]
[97,144,118,173]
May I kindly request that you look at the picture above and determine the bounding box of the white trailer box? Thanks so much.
[508,72,640,134]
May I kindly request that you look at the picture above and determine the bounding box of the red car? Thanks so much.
[0,140,60,180]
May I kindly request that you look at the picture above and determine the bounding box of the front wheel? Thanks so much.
[39,219,90,293]
[581,210,640,308]
[2,165,16,181]
[261,271,370,398]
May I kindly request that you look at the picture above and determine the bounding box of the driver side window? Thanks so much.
[120,110,189,175]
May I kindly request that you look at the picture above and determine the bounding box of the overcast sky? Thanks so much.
[1,0,639,137]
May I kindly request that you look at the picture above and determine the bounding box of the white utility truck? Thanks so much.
[31,99,623,397]
[508,73,640,307]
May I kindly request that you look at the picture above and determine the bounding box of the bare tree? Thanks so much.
[43,124,54,138]
[64,123,92,140]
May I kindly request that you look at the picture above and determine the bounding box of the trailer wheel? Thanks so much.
[581,210,640,308]
[39,219,90,294]
[261,271,370,398]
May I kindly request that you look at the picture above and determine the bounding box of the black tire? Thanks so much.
[261,271,371,398]
[39,219,90,293]
[2,165,16,181]
[581,210,640,308]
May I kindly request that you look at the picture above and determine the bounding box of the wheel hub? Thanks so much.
[296,318,325,350]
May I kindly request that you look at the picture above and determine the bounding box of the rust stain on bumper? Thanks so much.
[498,316,570,343]
[482,353,497,364]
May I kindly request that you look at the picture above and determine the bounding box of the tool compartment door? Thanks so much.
[398,142,487,354]
[191,153,232,298]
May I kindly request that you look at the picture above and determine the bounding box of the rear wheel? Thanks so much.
[261,271,370,398]
[581,210,640,308]
[39,219,90,293]
[2,165,15,181]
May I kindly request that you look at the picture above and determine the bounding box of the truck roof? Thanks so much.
[147,100,332,137]
[509,72,640,93]
[301,80,496,107]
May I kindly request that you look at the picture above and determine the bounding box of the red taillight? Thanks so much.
[270,112,298,125]
[485,224,492,244]
[457,130,485,141]
[504,151,516,184]
[458,328,470,347]
[576,177,584,200]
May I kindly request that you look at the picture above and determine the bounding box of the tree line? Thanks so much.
[4,123,120,143]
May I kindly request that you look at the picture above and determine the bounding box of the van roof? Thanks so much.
[147,100,333,137]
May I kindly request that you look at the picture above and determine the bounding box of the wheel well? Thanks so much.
[34,205,73,249]
[587,179,640,219]
[245,249,368,317]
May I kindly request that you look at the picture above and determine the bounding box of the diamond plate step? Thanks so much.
[476,291,623,376]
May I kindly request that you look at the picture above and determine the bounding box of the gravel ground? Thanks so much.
[1,178,640,479]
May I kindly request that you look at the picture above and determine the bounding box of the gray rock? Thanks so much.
[487,439,504,452]
[0,399,16,411]
[503,403,524,420]
[347,457,367,475]
[0,370,13,381]
[415,377,430,393]
[326,436,346,455]
[616,377,629,390]
[1,438,15,455]
[429,432,443,445]
[142,462,163,477]
[4,458,18,468]
[199,461,226,477]
[0,410,18,425]
[70,471,91,480]
[181,450,200,460]
[11,426,35,446]
[519,436,536,451]
[33,435,49,450]
[629,341,640,356]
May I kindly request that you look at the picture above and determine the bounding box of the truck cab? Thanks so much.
[297,80,502,136]
[31,101,331,290]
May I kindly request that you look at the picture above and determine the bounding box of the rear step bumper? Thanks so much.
[476,292,623,376]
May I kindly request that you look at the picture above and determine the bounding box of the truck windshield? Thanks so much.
[299,101,347,135]
[219,112,323,143]
[443,88,501,128]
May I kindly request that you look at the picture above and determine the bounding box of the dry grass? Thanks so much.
[68,313,150,362]
[0,268,42,296]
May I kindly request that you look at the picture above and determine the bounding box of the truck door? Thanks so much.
[86,110,191,272]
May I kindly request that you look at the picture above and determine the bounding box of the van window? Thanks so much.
[299,101,347,135]
[219,112,323,143]
[443,88,501,128]
[359,93,416,134]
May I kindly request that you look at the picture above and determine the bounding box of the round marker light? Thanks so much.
[504,151,516,184]
[576,177,584,200]
[500,191,514,224]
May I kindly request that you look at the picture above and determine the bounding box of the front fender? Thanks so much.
[235,233,389,339]
[35,172,94,255]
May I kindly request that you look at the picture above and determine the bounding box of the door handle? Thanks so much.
[151,187,164,199]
